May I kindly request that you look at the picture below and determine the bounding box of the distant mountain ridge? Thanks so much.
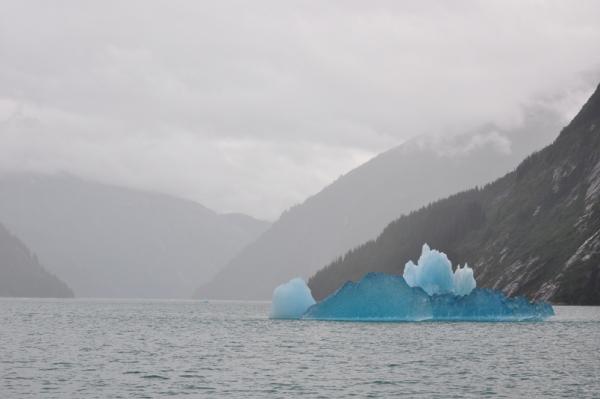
[0,222,73,298]
[197,103,566,299]
[309,83,600,305]
[0,174,269,298]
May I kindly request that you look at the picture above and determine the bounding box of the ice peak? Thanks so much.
[403,244,476,296]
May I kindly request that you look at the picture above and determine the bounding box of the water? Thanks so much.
[1,299,599,398]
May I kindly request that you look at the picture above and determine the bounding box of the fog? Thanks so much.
[1,1,599,219]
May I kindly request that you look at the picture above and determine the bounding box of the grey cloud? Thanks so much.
[1,1,600,218]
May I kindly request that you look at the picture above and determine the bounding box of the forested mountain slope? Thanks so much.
[0,175,269,298]
[309,83,600,305]
[198,105,563,299]
[0,222,73,298]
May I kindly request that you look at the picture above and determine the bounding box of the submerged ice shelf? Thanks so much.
[271,244,554,322]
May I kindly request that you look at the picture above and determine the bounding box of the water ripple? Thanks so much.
[0,299,599,398]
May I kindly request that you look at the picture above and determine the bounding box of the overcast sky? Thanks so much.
[1,1,599,219]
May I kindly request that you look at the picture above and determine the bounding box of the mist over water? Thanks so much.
[1,299,599,398]
[1,3,600,399]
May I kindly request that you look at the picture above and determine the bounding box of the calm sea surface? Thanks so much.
[1,299,599,398]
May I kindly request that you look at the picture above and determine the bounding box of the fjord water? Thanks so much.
[1,299,599,398]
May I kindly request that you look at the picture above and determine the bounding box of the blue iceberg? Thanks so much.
[302,273,433,321]
[430,287,554,321]
[303,273,554,321]
[270,244,554,321]
[270,278,316,319]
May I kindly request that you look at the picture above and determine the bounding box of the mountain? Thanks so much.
[0,174,269,298]
[309,83,600,305]
[197,103,566,299]
[0,222,73,297]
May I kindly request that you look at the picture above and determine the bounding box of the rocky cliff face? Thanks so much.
[309,84,600,305]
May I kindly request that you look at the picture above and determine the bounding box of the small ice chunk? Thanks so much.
[453,264,476,296]
[403,244,455,295]
[403,244,476,296]
[270,278,316,319]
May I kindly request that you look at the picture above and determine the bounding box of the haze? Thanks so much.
[1,1,600,219]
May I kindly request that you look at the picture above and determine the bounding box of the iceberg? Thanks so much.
[303,273,553,321]
[270,244,554,321]
[270,278,316,319]
[430,288,554,321]
[302,273,433,321]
